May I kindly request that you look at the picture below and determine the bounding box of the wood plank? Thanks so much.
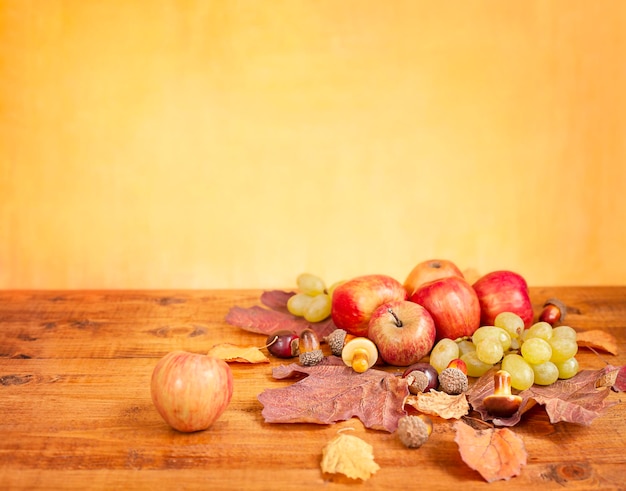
[0,288,625,490]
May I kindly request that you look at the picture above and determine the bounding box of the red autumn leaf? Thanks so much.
[260,290,294,312]
[258,363,409,432]
[454,420,527,483]
[225,295,337,339]
[468,366,620,426]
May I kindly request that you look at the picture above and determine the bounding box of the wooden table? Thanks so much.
[0,287,625,490]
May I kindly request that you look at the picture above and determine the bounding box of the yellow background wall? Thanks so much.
[1,0,625,289]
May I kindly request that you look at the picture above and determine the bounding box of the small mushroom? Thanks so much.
[539,297,567,326]
[483,370,522,417]
[341,337,378,373]
[298,329,324,366]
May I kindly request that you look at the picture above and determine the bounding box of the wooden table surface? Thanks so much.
[0,287,625,490]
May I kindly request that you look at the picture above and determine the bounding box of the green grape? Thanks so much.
[494,311,524,339]
[555,357,579,379]
[296,273,326,296]
[304,293,331,322]
[501,354,534,390]
[525,322,553,341]
[456,339,476,357]
[531,361,559,385]
[475,338,504,365]
[460,350,493,377]
[521,337,553,365]
[551,325,577,341]
[429,338,459,374]
[549,337,578,363]
[287,293,314,316]
[472,326,512,351]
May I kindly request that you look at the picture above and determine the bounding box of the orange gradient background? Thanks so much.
[1,1,625,289]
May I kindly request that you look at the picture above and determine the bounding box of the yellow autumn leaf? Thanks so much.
[577,329,618,355]
[320,433,380,481]
[207,343,269,363]
[404,389,469,419]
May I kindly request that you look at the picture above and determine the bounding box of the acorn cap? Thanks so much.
[406,370,429,394]
[438,367,468,395]
[299,349,324,366]
[325,329,348,356]
[397,415,432,449]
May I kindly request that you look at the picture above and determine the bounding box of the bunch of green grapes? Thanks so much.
[286,273,340,323]
[429,311,579,391]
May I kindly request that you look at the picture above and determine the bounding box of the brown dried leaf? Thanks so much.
[468,366,619,426]
[225,290,336,338]
[576,329,618,355]
[258,364,409,432]
[454,420,527,483]
[613,365,626,392]
[207,343,269,364]
[404,390,469,419]
[320,433,380,481]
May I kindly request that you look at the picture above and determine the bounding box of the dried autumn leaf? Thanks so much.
[404,390,469,419]
[613,365,626,392]
[207,343,269,364]
[225,290,336,339]
[258,364,408,432]
[320,433,380,481]
[576,329,618,355]
[454,420,527,483]
[468,366,620,426]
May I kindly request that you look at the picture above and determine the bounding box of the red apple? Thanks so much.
[331,274,407,337]
[409,276,481,341]
[151,351,233,432]
[403,259,464,297]
[368,300,436,366]
[472,270,534,328]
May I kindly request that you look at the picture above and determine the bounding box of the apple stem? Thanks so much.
[387,308,403,327]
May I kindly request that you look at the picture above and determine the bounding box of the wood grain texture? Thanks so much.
[0,288,625,490]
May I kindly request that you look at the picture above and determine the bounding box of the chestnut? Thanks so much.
[266,330,299,358]
[402,363,438,394]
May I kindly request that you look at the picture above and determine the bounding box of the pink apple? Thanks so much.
[368,300,436,366]
[409,276,481,341]
[331,274,407,337]
[151,351,233,432]
[472,270,534,328]
[403,259,464,297]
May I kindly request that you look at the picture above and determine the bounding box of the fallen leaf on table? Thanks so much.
[404,390,469,419]
[468,366,620,426]
[207,343,269,363]
[576,329,618,355]
[225,290,336,339]
[320,433,380,481]
[613,365,626,392]
[454,420,527,483]
[258,363,408,432]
